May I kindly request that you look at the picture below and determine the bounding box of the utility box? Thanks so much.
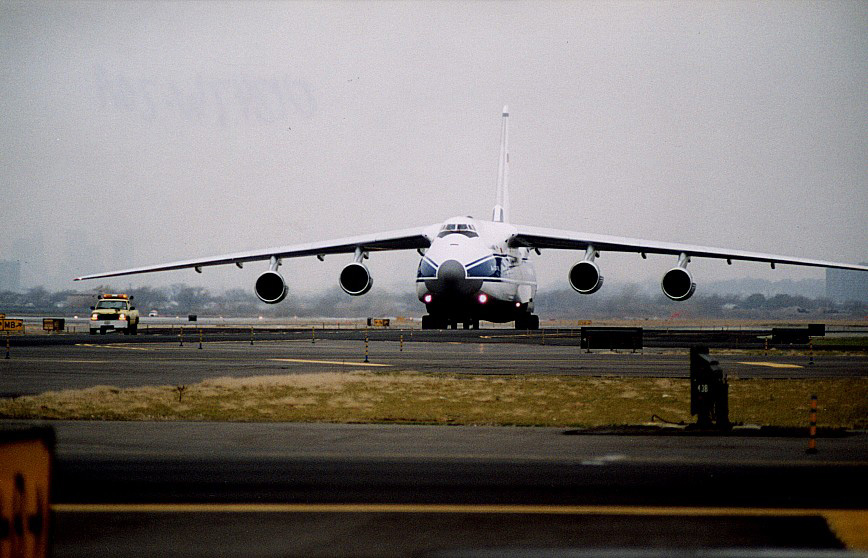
[771,328,810,345]
[690,346,730,429]
[771,324,826,345]
[188,315,197,322]
[580,327,642,351]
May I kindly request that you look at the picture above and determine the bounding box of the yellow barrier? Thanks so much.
[0,427,53,558]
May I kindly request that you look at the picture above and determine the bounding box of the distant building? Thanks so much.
[826,266,868,303]
[0,260,21,292]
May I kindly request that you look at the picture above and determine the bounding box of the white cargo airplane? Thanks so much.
[76,107,867,329]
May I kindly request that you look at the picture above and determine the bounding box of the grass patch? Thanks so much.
[813,337,868,348]
[0,372,865,428]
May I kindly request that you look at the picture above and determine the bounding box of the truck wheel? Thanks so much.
[130,323,138,335]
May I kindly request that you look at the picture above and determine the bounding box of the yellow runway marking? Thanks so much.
[269,358,391,367]
[51,504,867,548]
[736,361,804,369]
[75,343,154,351]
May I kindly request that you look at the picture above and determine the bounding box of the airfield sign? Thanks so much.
[0,318,24,332]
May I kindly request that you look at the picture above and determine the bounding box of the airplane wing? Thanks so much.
[74,226,433,281]
[508,224,868,271]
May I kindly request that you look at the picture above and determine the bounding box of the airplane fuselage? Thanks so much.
[415,217,537,327]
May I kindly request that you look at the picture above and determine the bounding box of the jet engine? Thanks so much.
[339,262,373,296]
[254,270,288,304]
[568,260,604,294]
[661,266,696,301]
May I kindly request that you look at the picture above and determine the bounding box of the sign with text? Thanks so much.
[1,319,24,332]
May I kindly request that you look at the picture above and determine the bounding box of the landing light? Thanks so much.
[423,294,433,304]
[515,302,521,308]
[477,293,488,304]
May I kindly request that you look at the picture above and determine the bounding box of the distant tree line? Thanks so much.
[0,283,863,320]
[534,287,863,320]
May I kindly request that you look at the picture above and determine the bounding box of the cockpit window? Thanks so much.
[437,223,478,238]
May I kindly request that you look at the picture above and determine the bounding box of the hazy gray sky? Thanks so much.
[1,1,865,296]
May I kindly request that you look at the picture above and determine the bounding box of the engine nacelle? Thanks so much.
[339,262,373,296]
[661,267,696,301]
[569,260,604,294]
[254,270,288,304]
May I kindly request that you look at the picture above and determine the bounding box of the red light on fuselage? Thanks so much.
[477,293,488,304]
[423,294,433,304]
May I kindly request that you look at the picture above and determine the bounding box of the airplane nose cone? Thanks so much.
[428,259,482,296]
[437,260,465,284]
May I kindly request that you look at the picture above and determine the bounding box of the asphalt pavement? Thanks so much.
[1,336,864,395]
[1,329,865,556]
[43,421,868,557]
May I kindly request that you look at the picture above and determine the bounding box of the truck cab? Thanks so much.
[90,294,139,335]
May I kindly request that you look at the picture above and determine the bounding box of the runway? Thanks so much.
[46,421,868,557]
[2,331,866,555]
[1,335,865,395]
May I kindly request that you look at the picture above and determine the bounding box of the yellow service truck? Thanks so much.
[89,293,139,335]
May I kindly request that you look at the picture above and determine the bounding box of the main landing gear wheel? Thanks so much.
[515,314,539,330]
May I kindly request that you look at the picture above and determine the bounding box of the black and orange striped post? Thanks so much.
[179,326,184,347]
[364,332,369,363]
[400,334,404,352]
[198,328,203,350]
[4,332,9,360]
[806,394,818,454]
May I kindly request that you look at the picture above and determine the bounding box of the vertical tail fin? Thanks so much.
[492,105,510,223]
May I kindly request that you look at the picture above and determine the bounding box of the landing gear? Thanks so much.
[514,314,539,330]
